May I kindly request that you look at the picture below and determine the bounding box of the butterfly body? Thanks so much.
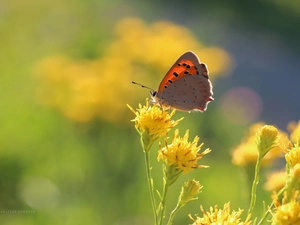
[150,51,214,112]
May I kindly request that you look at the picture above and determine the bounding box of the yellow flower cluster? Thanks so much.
[158,129,211,174]
[189,202,251,225]
[128,102,178,136]
[128,100,211,225]
[128,102,300,224]
[285,145,300,168]
[127,99,183,151]
[272,190,300,225]
[35,17,233,123]
[241,121,300,224]
[231,122,288,167]
[231,121,300,194]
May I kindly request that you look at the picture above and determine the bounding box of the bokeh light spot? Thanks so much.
[219,87,263,125]
[20,177,60,210]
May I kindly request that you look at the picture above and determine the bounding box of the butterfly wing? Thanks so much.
[156,51,213,111]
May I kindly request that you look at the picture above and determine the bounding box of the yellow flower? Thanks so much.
[272,190,300,225]
[232,122,287,167]
[264,170,286,192]
[128,99,183,151]
[189,202,251,225]
[288,121,300,144]
[158,129,211,174]
[256,125,279,158]
[285,145,300,167]
[177,180,202,207]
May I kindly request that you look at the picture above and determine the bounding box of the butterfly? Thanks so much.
[133,51,214,112]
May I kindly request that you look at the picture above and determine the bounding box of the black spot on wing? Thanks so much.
[173,72,179,77]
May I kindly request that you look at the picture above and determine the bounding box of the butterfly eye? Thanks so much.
[151,91,157,97]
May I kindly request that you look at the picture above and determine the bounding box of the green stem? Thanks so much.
[248,156,262,218]
[159,179,169,225]
[166,204,180,225]
[144,151,158,225]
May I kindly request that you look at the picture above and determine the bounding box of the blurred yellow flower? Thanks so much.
[264,170,286,192]
[35,55,137,123]
[127,99,183,151]
[189,202,251,225]
[288,120,300,144]
[35,17,233,123]
[231,139,258,167]
[158,129,211,174]
[285,145,300,168]
[272,190,300,225]
[232,122,288,167]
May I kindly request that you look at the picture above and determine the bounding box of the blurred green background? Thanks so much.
[1,0,299,224]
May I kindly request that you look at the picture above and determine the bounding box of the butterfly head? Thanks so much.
[150,90,159,104]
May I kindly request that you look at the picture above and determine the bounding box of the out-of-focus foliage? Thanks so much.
[0,0,299,224]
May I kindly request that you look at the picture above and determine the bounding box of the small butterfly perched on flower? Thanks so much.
[133,51,214,112]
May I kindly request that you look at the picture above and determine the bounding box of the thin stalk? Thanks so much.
[248,156,262,217]
[166,204,180,225]
[144,151,158,225]
[159,180,169,225]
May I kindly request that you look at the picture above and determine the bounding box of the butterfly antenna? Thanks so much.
[132,81,154,91]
